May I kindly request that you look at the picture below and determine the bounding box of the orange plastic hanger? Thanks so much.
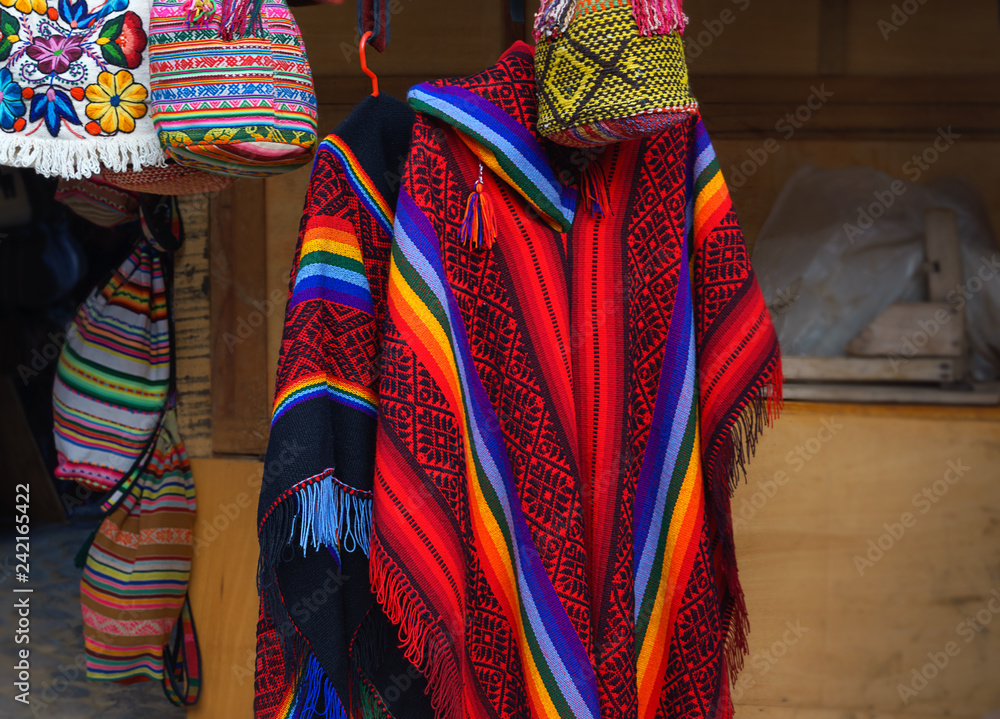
[359,31,380,97]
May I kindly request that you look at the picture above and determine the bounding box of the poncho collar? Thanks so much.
[407,42,576,233]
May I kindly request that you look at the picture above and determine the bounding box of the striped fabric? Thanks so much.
[321,135,394,235]
[80,409,196,685]
[632,228,703,718]
[55,176,140,228]
[408,83,577,232]
[53,241,170,492]
[367,43,782,719]
[149,0,318,177]
[377,191,602,719]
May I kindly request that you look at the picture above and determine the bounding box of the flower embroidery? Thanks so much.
[0,9,20,62]
[84,69,145,134]
[0,67,26,130]
[4,0,149,138]
[95,10,145,68]
[58,0,127,30]
[25,34,84,75]
[29,85,80,135]
[0,0,46,16]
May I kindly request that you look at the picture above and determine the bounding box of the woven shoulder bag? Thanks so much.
[53,237,172,491]
[534,0,698,147]
[148,0,318,177]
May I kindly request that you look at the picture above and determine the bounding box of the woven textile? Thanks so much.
[53,240,171,491]
[0,0,168,178]
[103,160,236,195]
[254,94,431,719]
[56,175,140,227]
[148,0,318,177]
[80,409,197,686]
[366,43,780,719]
[534,1,698,147]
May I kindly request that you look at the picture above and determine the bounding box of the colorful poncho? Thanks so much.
[0,0,166,179]
[255,92,432,719]
[257,43,781,719]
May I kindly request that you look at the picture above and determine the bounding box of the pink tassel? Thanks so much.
[632,0,688,36]
[533,0,576,40]
[219,0,265,39]
[459,164,498,249]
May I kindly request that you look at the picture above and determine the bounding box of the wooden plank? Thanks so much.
[734,410,1000,714]
[264,165,313,407]
[783,382,1000,406]
[175,194,213,458]
[817,0,847,75]
[210,181,271,456]
[183,414,1000,719]
[186,458,262,719]
[847,303,963,358]
[783,356,959,383]
[924,208,964,302]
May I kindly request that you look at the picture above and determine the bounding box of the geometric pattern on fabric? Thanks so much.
[149,0,318,176]
[534,3,697,147]
[366,41,780,719]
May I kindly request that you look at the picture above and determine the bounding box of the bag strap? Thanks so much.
[162,595,202,706]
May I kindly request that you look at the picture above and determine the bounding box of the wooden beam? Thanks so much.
[783,356,959,383]
[313,74,1000,140]
[818,0,848,75]
[784,382,1000,406]
[175,194,213,458]
[847,303,963,358]
[209,181,271,457]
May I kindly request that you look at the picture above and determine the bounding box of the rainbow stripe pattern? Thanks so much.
[692,117,731,248]
[53,242,171,491]
[408,83,577,233]
[149,0,318,177]
[81,410,196,685]
[321,135,394,235]
[380,191,600,719]
[632,229,706,717]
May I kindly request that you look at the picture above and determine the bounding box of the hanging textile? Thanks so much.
[0,0,166,179]
[380,43,780,719]
[254,93,433,719]
[256,42,781,719]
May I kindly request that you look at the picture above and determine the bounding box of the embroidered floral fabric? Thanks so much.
[0,0,166,178]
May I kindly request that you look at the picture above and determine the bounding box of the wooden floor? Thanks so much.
[186,403,1000,718]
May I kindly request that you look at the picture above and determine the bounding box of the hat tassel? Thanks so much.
[460,164,498,249]
[632,0,688,36]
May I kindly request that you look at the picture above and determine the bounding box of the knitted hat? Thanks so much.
[533,0,698,147]
[103,161,236,195]
[55,175,140,227]
[0,0,167,179]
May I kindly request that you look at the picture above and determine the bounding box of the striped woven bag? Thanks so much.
[53,239,171,492]
[80,408,200,704]
[533,0,698,147]
[148,0,318,177]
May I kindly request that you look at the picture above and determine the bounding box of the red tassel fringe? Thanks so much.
[369,537,462,719]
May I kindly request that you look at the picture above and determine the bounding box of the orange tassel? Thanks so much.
[460,165,498,249]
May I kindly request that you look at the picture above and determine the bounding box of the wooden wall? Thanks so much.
[180,1,1000,717]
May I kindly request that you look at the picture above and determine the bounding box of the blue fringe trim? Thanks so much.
[293,474,373,559]
[291,652,348,719]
